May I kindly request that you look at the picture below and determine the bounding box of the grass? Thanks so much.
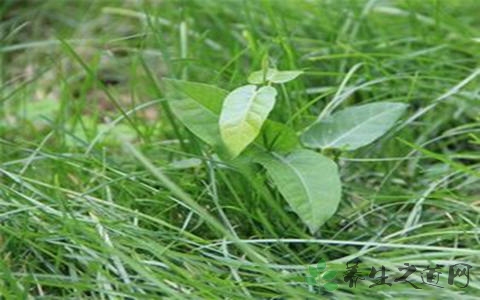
[1,0,480,298]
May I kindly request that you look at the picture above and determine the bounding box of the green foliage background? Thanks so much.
[0,0,479,298]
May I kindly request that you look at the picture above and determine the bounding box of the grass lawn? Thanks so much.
[1,0,480,298]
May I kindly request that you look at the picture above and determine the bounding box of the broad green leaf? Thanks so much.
[324,282,338,292]
[301,102,408,151]
[305,276,317,286]
[248,68,303,84]
[308,266,319,278]
[163,79,292,157]
[322,270,337,281]
[163,78,227,147]
[255,120,299,153]
[164,78,227,113]
[317,259,327,272]
[219,85,277,158]
[256,149,342,233]
[168,99,221,147]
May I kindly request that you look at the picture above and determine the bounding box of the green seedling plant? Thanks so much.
[163,67,408,233]
[305,258,338,292]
